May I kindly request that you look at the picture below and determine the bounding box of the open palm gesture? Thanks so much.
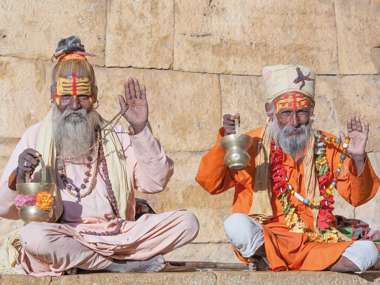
[346,116,369,158]
[118,78,148,134]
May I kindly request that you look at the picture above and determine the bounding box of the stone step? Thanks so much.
[1,271,380,285]
[164,242,237,263]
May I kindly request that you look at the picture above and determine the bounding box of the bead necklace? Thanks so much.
[56,131,121,218]
[98,141,120,218]
[270,131,350,241]
[58,138,100,201]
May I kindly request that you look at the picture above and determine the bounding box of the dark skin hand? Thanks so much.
[17,148,41,181]
[222,113,240,135]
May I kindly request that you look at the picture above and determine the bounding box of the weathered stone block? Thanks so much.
[137,152,233,211]
[95,68,221,152]
[136,152,234,243]
[335,0,380,74]
[220,75,267,132]
[165,242,237,263]
[50,272,217,285]
[0,0,106,66]
[317,76,380,152]
[355,152,380,229]
[215,271,377,285]
[0,57,51,138]
[174,0,338,75]
[0,275,51,285]
[106,0,173,69]
[0,137,20,188]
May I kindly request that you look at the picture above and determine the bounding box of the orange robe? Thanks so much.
[196,128,380,271]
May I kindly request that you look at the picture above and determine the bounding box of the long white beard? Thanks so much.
[52,105,101,158]
[270,118,311,158]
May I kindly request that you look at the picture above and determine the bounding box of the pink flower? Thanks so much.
[15,194,36,208]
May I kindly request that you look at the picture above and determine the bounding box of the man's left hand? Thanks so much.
[119,77,148,135]
[346,116,368,173]
[347,116,369,158]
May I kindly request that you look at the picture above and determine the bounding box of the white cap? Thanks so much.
[262,64,315,102]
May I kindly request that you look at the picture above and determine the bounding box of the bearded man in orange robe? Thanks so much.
[196,64,379,272]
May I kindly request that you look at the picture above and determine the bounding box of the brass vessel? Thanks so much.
[221,134,253,170]
[16,159,63,223]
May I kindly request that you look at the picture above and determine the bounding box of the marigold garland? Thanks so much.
[270,131,349,242]
[35,191,54,211]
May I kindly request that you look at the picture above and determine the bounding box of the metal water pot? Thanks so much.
[221,134,253,170]
[16,159,63,223]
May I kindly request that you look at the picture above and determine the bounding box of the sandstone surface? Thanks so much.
[0,0,106,66]
[174,0,338,75]
[95,67,221,152]
[335,0,380,74]
[106,0,173,69]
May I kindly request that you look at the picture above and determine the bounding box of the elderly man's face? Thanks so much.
[270,91,314,157]
[274,91,313,130]
[56,95,94,113]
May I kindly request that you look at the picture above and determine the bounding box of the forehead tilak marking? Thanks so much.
[72,71,77,97]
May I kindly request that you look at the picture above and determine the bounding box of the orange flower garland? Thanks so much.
[270,131,350,242]
[35,191,53,211]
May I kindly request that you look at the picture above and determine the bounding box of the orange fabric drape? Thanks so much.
[196,128,380,271]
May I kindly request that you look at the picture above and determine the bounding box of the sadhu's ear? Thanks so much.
[91,85,98,102]
[50,84,58,104]
[93,85,98,97]
[265,102,275,121]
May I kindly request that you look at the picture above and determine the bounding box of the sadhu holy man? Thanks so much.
[0,36,199,276]
[196,64,380,272]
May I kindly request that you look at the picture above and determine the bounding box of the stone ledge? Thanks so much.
[1,271,380,285]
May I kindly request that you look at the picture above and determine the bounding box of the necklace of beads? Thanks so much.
[57,138,100,201]
[98,141,120,218]
[270,131,350,241]
[56,132,121,218]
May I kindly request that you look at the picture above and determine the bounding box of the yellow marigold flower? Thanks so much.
[36,191,53,211]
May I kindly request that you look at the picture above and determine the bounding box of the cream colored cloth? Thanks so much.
[262,64,315,102]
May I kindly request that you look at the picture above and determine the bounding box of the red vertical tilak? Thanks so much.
[72,72,77,96]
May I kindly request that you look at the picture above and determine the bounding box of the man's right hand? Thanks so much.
[17,148,41,179]
[223,113,240,136]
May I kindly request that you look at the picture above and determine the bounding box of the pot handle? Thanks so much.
[40,158,47,184]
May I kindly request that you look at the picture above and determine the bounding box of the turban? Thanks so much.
[262,64,315,103]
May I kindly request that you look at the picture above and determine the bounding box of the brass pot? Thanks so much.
[221,134,253,170]
[16,159,63,223]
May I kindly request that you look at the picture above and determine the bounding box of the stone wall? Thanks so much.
[0,0,380,263]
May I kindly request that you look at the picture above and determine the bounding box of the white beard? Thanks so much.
[270,118,311,158]
[52,105,101,158]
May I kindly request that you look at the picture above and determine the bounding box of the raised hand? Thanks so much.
[118,78,148,135]
[346,116,369,158]
[223,113,240,136]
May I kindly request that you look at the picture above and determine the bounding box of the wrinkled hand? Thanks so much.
[223,113,240,136]
[118,78,148,135]
[17,148,41,180]
[346,116,369,159]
